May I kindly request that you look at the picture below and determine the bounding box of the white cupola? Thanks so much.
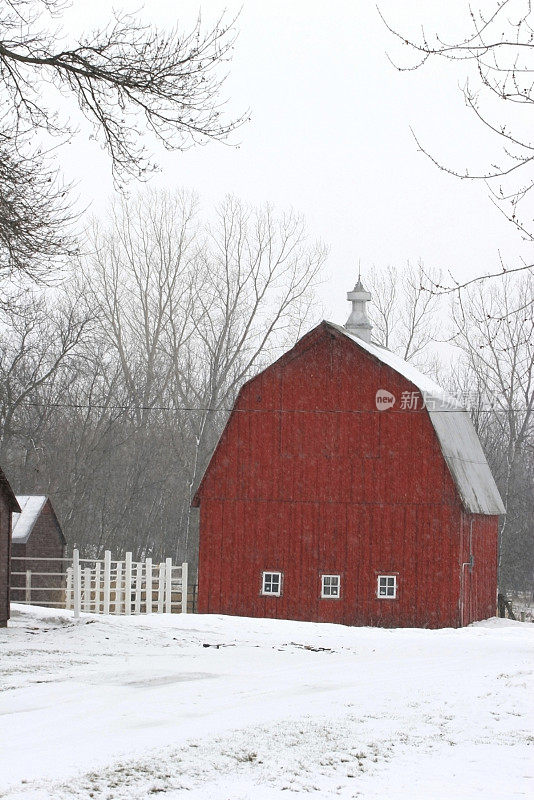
[345,276,373,342]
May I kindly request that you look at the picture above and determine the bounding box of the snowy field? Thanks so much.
[1,606,532,800]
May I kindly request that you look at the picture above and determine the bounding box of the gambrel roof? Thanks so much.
[328,322,505,516]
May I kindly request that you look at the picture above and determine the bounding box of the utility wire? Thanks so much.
[16,400,529,413]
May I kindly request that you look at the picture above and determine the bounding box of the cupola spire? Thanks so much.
[345,270,373,342]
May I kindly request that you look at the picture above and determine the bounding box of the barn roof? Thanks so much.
[328,321,505,516]
[12,495,55,544]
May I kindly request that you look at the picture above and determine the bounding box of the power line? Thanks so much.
[16,400,529,413]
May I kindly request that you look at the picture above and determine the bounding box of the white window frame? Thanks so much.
[261,571,282,597]
[377,574,397,599]
[321,574,340,599]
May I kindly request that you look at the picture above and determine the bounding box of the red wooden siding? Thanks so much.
[458,513,498,626]
[196,323,499,628]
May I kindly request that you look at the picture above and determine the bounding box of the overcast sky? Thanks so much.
[59,0,524,325]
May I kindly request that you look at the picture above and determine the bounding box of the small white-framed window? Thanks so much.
[377,575,397,599]
[262,571,282,596]
[321,574,340,598]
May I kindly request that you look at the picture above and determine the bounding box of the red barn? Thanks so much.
[194,282,505,628]
[0,467,21,627]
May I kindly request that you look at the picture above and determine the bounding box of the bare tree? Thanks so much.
[177,195,326,564]
[380,0,534,291]
[0,144,76,291]
[73,190,325,566]
[0,291,90,449]
[366,262,444,368]
[0,284,93,509]
[0,0,245,282]
[450,273,534,591]
[82,191,199,423]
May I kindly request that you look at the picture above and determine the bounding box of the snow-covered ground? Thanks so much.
[1,606,532,799]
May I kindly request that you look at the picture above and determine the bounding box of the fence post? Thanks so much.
[165,558,172,613]
[134,562,142,614]
[103,550,111,614]
[65,567,73,610]
[124,552,132,615]
[145,557,152,613]
[94,562,101,613]
[25,570,31,605]
[73,549,81,619]
[181,561,188,614]
[115,561,123,614]
[157,563,164,613]
[83,567,91,612]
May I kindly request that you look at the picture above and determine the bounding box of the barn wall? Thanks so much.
[197,325,498,628]
[11,501,66,606]
[459,513,499,625]
[0,492,12,626]
[198,499,465,627]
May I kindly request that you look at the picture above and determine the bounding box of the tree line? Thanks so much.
[0,191,325,574]
[0,223,531,591]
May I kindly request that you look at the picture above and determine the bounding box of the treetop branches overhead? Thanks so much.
[0,0,245,284]
[380,1,534,187]
[380,0,534,292]
[1,0,244,182]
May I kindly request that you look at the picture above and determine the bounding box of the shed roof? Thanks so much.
[327,321,505,516]
[12,495,50,543]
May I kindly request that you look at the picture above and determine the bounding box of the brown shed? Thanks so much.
[0,468,21,627]
[10,496,66,607]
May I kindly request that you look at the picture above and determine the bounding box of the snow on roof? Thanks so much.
[327,322,506,516]
[12,495,48,543]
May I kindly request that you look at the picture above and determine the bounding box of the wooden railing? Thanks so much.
[11,550,189,618]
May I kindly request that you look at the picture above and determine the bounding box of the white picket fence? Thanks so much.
[11,549,189,619]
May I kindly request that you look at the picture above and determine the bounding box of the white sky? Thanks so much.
[58,0,525,324]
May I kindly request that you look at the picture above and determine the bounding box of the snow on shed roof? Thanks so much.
[12,495,48,543]
[327,322,505,516]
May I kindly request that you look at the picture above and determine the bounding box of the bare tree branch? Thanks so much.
[380,0,534,291]
[0,0,246,285]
